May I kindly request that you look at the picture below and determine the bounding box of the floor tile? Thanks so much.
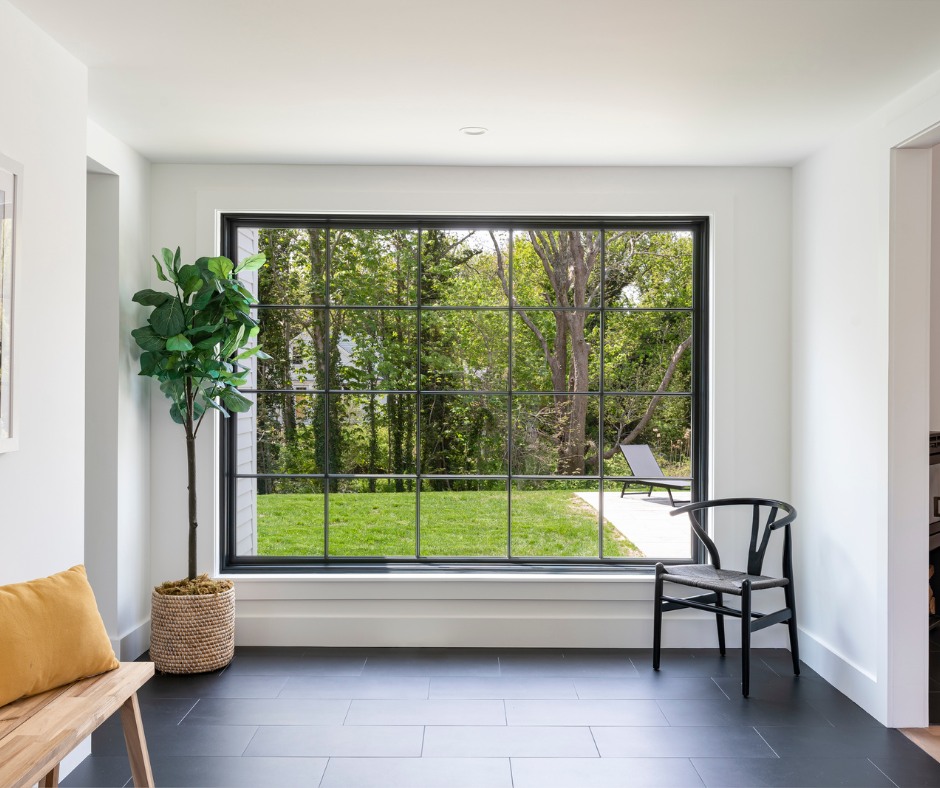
[869,753,940,787]
[225,653,365,676]
[429,676,578,699]
[657,697,832,727]
[60,756,131,787]
[243,724,424,757]
[361,650,500,677]
[500,650,639,677]
[150,755,327,787]
[92,698,198,753]
[506,699,669,726]
[319,757,513,788]
[575,676,727,700]
[642,650,778,679]
[691,756,895,787]
[279,675,430,699]
[142,724,258,758]
[423,725,599,757]
[139,674,288,699]
[592,725,777,758]
[755,724,914,759]
[345,698,505,725]
[512,757,705,788]
[181,697,350,726]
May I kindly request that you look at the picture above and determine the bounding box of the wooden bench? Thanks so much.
[0,662,155,788]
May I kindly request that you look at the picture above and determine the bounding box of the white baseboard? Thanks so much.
[798,626,885,725]
[112,618,150,661]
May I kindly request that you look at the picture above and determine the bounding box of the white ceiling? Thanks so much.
[11,0,940,166]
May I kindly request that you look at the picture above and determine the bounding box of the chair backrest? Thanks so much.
[669,497,797,577]
[619,444,665,479]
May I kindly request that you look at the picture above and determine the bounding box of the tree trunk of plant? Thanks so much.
[185,379,198,581]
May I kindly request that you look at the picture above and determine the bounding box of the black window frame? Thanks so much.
[219,214,709,574]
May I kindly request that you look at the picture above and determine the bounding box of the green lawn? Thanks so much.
[256,490,640,558]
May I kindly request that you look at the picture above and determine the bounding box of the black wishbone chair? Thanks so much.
[652,497,799,697]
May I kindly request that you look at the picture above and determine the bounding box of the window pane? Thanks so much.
[419,480,508,557]
[421,229,509,306]
[255,307,326,390]
[249,478,325,557]
[510,479,605,558]
[420,394,508,475]
[331,393,416,474]
[604,230,693,308]
[256,227,327,305]
[330,229,418,306]
[601,480,692,560]
[328,486,417,557]
[511,311,599,392]
[331,309,417,390]
[603,395,692,479]
[420,310,509,391]
[241,393,324,475]
[511,230,601,308]
[511,395,600,476]
[604,311,692,393]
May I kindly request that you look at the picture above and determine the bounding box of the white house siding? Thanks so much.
[234,227,259,556]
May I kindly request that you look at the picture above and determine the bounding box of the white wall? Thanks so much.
[85,121,152,659]
[148,164,793,649]
[0,0,89,773]
[0,0,87,583]
[793,68,940,727]
[932,145,940,429]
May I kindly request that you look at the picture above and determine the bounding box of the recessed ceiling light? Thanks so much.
[459,126,488,136]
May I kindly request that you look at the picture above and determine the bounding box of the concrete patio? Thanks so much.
[575,491,693,559]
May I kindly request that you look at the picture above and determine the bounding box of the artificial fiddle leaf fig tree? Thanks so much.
[132,247,268,582]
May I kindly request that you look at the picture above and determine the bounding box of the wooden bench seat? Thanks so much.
[0,662,155,788]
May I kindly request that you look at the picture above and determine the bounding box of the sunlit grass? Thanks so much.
[256,490,639,558]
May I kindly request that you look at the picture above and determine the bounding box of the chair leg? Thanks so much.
[621,480,628,498]
[648,485,654,499]
[740,580,752,698]
[653,563,665,670]
[667,488,675,506]
[785,583,800,676]
[715,592,726,656]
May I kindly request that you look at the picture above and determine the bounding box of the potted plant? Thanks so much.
[131,247,267,673]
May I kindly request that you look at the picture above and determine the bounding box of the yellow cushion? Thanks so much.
[0,565,119,707]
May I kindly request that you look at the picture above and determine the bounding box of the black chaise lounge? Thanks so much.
[618,443,690,507]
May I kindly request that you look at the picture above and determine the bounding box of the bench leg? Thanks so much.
[41,763,59,787]
[119,692,154,787]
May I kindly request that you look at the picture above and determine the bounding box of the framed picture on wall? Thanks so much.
[0,154,21,453]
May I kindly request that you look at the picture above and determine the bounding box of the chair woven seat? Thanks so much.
[663,564,789,595]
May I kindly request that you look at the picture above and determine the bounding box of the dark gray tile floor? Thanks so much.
[63,647,940,788]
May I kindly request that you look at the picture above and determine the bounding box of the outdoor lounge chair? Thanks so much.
[618,443,690,507]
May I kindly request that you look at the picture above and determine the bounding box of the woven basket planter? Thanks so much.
[150,586,235,674]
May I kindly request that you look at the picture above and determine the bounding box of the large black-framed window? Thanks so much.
[220,215,708,573]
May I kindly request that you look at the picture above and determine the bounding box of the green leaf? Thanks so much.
[149,299,185,336]
[220,388,252,413]
[132,289,171,307]
[234,345,264,361]
[153,255,168,282]
[131,325,166,352]
[173,247,181,272]
[192,285,216,311]
[220,324,246,359]
[139,351,160,376]
[168,402,185,425]
[166,334,194,352]
[234,253,266,273]
[194,332,224,350]
[177,264,203,297]
[207,256,234,278]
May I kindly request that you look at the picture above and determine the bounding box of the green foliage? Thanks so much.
[131,248,268,431]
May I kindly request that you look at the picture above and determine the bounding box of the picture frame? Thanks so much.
[0,153,21,453]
